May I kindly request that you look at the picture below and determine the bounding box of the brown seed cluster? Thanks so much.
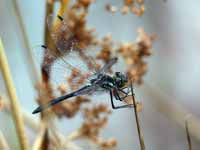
[118,28,155,84]
[106,0,145,16]
[79,104,117,148]
[67,68,90,91]
[95,28,155,84]
[100,138,117,150]
[96,34,113,64]
[62,0,97,50]
[53,96,90,118]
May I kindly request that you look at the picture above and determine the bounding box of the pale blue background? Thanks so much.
[0,0,200,149]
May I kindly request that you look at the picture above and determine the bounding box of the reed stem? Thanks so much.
[12,0,40,84]
[0,130,10,150]
[131,83,145,150]
[0,38,29,150]
[185,120,192,150]
[1,95,39,132]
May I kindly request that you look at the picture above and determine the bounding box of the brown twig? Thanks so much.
[185,120,192,150]
[0,38,29,150]
[32,123,47,150]
[131,83,145,150]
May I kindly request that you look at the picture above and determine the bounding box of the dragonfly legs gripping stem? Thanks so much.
[109,87,134,109]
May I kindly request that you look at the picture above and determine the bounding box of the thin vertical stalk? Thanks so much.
[12,0,40,84]
[43,0,69,82]
[131,83,145,150]
[185,120,192,150]
[0,130,10,150]
[0,38,29,150]
[1,94,39,132]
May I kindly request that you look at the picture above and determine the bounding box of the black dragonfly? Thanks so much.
[32,14,136,114]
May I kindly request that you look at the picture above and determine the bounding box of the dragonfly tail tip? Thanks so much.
[32,106,41,114]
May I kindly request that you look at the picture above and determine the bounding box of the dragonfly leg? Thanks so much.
[110,90,133,109]
[115,87,131,101]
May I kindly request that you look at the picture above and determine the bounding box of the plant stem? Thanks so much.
[131,83,145,150]
[0,130,10,150]
[1,95,39,132]
[185,120,192,150]
[0,38,29,150]
[12,0,40,84]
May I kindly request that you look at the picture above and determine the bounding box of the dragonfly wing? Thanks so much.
[47,14,76,53]
[47,14,100,73]
[73,84,98,96]
[32,45,92,92]
[96,57,118,75]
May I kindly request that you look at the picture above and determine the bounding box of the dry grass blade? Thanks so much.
[12,0,40,84]
[1,94,39,132]
[185,120,192,150]
[0,130,10,150]
[0,38,29,150]
[32,123,47,150]
[40,129,49,150]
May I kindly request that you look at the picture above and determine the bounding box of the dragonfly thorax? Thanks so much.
[89,72,128,90]
[113,72,128,88]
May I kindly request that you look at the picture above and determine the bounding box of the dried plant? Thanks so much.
[0,1,199,150]
[1,0,154,150]
[32,0,154,149]
[105,0,145,16]
[0,130,10,150]
[185,120,192,150]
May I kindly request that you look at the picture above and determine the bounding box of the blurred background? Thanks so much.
[0,0,200,149]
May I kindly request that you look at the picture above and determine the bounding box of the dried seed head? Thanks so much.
[121,5,130,14]
[57,83,68,95]
[53,96,90,118]
[100,138,117,147]
[105,4,118,13]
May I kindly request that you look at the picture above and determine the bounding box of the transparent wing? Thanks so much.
[32,45,93,94]
[96,57,118,75]
[47,14,75,53]
[47,14,99,74]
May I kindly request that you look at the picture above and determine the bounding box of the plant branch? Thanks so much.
[185,120,192,150]
[131,83,145,150]
[12,0,40,84]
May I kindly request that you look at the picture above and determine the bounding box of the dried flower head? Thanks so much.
[117,28,155,84]
[53,96,90,118]
[79,104,112,143]
[100,138,117,149]
[67,68,91,91]
[106,0,145,16]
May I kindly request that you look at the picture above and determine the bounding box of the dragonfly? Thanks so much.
[32,14,135,114]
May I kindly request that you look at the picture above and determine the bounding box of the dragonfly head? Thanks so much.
[114,72,128,88]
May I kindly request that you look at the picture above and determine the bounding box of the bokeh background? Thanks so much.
[0,0,200,149]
